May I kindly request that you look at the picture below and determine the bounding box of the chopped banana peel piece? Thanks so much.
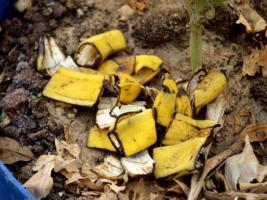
[194,70,227,112]
[117,73,141,103]
[176,88,193,117]
[121,150,154,177]
[153,91,176,127]
[162,73,178,93]
[76,30,126,67]
[98,60,120,75]
[134,55,163,84]
[206,94,227,129]
[113,55,135,75]
[111,109,157,156]
[87,126,116,152]
[175,113,216,129]
[133,68,160,85]
[92,155,124,179]
[163,120,199,145]
[37,37,67,76]
[43,67,105,106]
[187,69,206,95]
[153,137,206,179]
[96,97,146,129]
[59,56,80,71]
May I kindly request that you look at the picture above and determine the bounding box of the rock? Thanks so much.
[0,88,29,111]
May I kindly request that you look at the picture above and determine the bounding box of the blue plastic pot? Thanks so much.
[0,161,35,200]
[0,0,17,20]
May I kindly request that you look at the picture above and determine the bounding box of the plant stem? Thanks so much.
[190,20,202,72]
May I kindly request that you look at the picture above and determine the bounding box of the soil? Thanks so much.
[0,0,267,199]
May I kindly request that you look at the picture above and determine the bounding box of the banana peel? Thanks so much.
[162,73,178,94]
[76,30,126,67]
[163,120,212,145]
[194,70,227,112]
[176,88,193,117]
[98,56,135,75]
[43,67,105,106]
[175,113,216,129]
[37,37,80,76]
[109,109,157,156]
[153,91,176,127]
[116,73,141,103]
[133,55,163,84]
[87,126,116,152]
[153,137,206,178]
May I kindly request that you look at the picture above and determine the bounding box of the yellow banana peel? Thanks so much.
[175,113,216,129]
[133,55,162,84]
[153,91,176,127]
[117,73,141,103]
[110,109,157,156]
[162,73,178,94]
[163,120,199,145]
[153,137,206,178]
[98,56,135,75]
[176,88,193,117]
[76,30,126,67]
[194,70,227,112]
[87,126,116,152]
[43,67,105,106]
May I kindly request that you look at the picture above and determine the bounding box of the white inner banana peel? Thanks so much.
[76,30,126,67]
[37,37,79,76]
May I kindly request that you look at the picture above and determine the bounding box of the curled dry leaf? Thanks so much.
[188,139,244,200]
[239,181,267,193]
[24,160,54,200]
[55,138,81,159]
[225,136,267,190]
[121,150,154,177]
[242,45,267,77]
[0,137,34,164]
[229,2,267,33]
[240,124,267,142]
[118,4,134,21]
[204,190,267,200]
[93,155,124,179]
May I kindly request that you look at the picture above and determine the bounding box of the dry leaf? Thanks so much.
[93,155,124,179]
[204,190,267,200]
[188,139,244,200]
[121,150,154,177]
[242,45,267,77]
[0,137,34,164]
[118,4,134,21]
[230,2,267,33]
[135,1,146,11]
[55,138,81,159]
[124,178,148,200]
[24,161,54,200]
[240,124,267,142]
[239,181,267,193]
[15,0,32,12]
[225,136,267,190]
[32,155,56,171]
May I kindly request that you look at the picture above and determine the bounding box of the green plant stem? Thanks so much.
[190,20,202,72]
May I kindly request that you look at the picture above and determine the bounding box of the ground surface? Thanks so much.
[0,0,267,199]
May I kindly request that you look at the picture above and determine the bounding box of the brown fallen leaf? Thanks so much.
[204,190,267,200]
[55,138,81,159]
[239,181,267,193]
[24,160,54,200]
[188,139,244,200]
[0,137,34,164]
[240,124,267,142]
[225,136,267,190]
[229,2,267,33]
[118,4,134,21]
[243,45,267,77]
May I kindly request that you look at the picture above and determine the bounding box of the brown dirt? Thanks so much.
[0,0,267,199]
